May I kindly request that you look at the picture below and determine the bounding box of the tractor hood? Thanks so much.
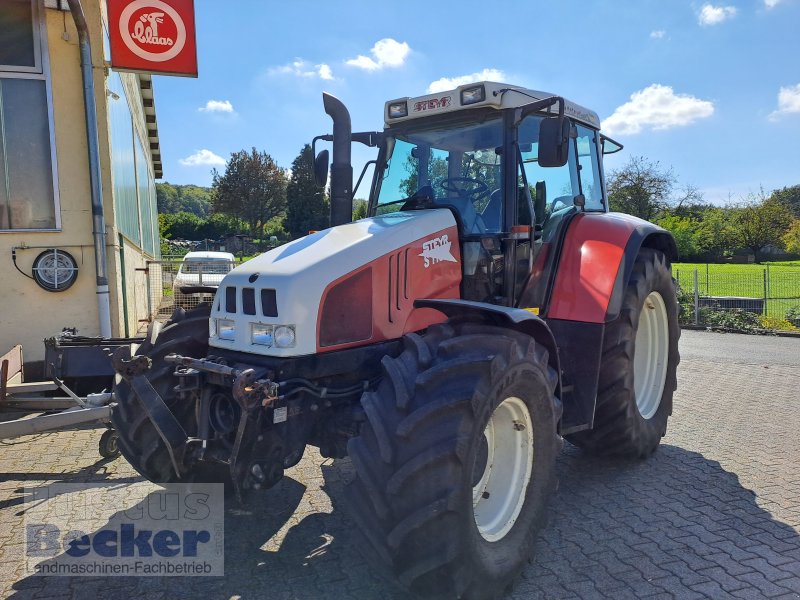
[209,209,461,357]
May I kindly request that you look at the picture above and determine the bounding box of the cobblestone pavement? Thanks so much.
[1,330,798,599]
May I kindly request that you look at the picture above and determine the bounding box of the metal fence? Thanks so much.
[144,259,239,323]
[673,267,800,328]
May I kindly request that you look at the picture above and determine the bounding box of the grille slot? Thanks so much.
[242,288,256,315]
[225,287,237,313]
[261,289,278,317]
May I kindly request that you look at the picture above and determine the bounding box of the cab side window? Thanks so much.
[518,116,580,241]
[575,125,604,211]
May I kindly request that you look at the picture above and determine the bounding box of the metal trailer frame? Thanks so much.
[0,345,116,451]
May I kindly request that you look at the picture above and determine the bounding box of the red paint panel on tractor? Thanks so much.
[316,226,461,352]
[547,213,638,323]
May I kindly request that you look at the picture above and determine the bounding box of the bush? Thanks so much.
[786,305,800,327]
[701,308,762,331]
[675,285,696,325]
[759,316,799,331]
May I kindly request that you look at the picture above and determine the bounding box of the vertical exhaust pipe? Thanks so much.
[322,93,353,227]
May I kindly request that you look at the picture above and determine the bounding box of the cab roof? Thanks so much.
[385,81,601,130]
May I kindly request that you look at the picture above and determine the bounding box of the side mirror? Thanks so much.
[313,149,329,188]
[538,116,570,168]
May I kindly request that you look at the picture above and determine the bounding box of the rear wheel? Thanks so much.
[346,322,561,599]
[566,248,680,457]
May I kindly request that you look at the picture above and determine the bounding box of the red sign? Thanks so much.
[108,0,198,77]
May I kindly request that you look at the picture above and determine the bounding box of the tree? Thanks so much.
[729,195,793,262]
[607,156,675,221]
[156,182,212,217]
[694,206,735,259]
[770,185,800,218]
[284,144,329,239]
[655,214,699,259]
[352,199,368,220]
[783,219,800,255]
[211,148,287,237]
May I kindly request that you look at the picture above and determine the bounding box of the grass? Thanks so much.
[672,260,800,319]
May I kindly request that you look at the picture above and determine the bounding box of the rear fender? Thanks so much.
[543,212,676,433]
[414,298,562,421]
[547,212,677,323]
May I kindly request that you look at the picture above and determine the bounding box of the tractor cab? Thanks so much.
[317,81,623,311]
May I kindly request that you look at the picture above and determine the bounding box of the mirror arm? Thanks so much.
[352,131,384,148]
[516,95,565,123]
[312,134,333,162]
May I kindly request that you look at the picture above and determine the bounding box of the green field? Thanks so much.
[672,261,800,320]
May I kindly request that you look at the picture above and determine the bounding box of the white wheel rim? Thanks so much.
[633,291,669,420]
[472,396,534,542]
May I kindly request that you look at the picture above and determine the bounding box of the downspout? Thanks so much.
[66,0,112,338]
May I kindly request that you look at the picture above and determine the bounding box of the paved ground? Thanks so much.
[1,329,798,599]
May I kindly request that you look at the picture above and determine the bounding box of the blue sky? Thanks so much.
[151,0,800,205]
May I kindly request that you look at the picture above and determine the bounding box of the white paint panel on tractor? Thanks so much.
[209,209,457,357]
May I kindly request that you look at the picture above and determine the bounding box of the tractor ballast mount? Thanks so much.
[113,81,680,599]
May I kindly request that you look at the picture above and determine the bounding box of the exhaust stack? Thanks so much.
[323,93,353,227]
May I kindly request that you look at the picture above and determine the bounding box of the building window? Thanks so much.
[0,0,59,231]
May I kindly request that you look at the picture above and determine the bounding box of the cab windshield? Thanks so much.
[374,116,504,233]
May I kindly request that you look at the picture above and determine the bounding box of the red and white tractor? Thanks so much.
[113,81,679,599]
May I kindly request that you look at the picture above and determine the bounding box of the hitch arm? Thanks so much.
[112,347,188,478]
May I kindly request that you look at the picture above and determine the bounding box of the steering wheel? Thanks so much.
[438,177,490,204]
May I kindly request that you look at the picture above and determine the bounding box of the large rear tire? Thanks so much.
[566,248,680,458]
[346,322,561,600]
[112,305,230,484]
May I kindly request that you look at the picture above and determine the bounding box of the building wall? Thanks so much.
[0,0,161,367]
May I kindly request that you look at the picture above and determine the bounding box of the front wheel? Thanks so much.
[346,322,561,599]
[566,248,680,457]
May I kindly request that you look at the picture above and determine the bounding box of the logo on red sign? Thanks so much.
[413,96,452,113]
[109,0,198,77]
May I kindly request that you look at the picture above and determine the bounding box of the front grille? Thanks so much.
[223,286,278,317]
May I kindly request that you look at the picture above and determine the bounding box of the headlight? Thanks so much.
[274,325,296,348]
[216,318,235,341]
[251,323,274,346]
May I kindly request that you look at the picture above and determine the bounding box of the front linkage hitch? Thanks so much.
[112,347,281,501]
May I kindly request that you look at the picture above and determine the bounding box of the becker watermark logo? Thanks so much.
[420,234,457,268]
[23,483,224,576]
[119,0,187,63]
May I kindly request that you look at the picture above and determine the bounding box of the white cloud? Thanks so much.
[269,59,334,80]
[769,83,800,121]
[602,84,715,135]
[345,38,410,71]
[179,149,226,167]
[698,4,737,25]
[650,30,666,39]
[764,0,781,8]
[427,68,506,93]
[199,99,234,114]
